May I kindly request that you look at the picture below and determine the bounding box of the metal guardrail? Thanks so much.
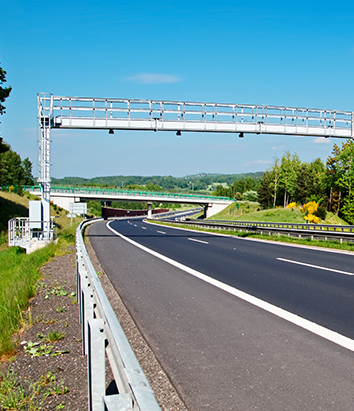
[76,219,161,411]
[164,218,354,243]
[26,185,233,203]
[206,219,354,232]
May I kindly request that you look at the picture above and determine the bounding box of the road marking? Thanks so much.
[107,221,354,353]
[188,238,209,244]
[277,258,354,276]
[142,227,147,230]
[157,230,166,234]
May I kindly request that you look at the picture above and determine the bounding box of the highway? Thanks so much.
[89,218,354,410]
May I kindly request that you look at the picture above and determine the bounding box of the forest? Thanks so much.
[51,172,263,193]
[255,141,354,224]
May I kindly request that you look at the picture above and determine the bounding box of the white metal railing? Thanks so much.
[76,219,161,411]
[38,94,354,138]
[8,217,54,248]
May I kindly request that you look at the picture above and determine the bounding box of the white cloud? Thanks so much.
[125,73,182,84]
[313,137,331,144]
[246,160,270,165]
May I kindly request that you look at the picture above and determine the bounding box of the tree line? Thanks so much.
[0,58,34,190]
[51,172,263,193]
[257,142,354,224]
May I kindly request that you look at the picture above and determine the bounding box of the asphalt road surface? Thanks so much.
[89,218,354,411]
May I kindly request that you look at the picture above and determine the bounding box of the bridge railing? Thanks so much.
[76,219,161,411]
[42,95,354,138]
[26,185,233,203]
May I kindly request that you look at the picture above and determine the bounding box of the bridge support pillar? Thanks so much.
[147,203,152,218]
[203,205,208,219]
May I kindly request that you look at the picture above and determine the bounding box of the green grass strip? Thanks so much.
[0,245,58,355]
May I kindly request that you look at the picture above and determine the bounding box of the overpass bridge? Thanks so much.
[27,185,233,218]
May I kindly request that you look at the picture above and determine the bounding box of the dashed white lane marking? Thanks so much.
[188,238,209,244]
[157,230,166,234]
[106,221,354,353]
[277,258,354,276]
[142,227,147,230]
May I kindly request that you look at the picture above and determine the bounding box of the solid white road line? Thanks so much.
[277,258,354,276]
[106,221,354,353]
[188,238,209,244]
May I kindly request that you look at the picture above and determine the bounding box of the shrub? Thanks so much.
[314,205,327,221]
[301,201,320,224]
[242,190,258,202]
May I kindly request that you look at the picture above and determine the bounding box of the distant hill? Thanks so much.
[51,172,264,192]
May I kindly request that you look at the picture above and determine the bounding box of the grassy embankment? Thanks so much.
[0,191,82,357]
[209,201,347,225]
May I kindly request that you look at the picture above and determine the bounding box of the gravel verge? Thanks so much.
[0,235,187,411]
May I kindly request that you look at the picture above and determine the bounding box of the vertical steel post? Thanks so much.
[37,93,52,240]
[87,318,106,411]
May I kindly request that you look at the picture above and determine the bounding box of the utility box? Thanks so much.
[29,201,42,229]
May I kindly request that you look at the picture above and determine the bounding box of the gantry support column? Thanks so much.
[37,93,53,241]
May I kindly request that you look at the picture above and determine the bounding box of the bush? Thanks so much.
[242,190,258,202]
[314,205,327,221]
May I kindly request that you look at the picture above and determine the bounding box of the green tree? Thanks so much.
[22,157,34,185]
[257,171,273,208]
[278,151,301,207]
[242,190,258,202]
[0,59,12,117]
[268,157,280,207]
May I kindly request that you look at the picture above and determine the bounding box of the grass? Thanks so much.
[0,245,57,354]
[210,202,348,225]
[0,190,82,357]
[0,369,67,410]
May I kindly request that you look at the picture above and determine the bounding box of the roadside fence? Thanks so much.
[76,219,161,411]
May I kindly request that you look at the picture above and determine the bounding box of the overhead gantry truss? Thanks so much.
[39,93,354,139]
[36,93,354,240]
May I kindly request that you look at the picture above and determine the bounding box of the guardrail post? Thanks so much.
[87,318,106,411]
[82,285,94,355]
[104,393,133,411]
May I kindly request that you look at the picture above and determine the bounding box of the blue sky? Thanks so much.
[1,0,354,178]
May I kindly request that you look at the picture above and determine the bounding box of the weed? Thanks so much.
[46,330,65,342]
[0,369,68,410]
[37,330,65,343]
[24,341,53,356]
[56,305,65,313]
[51,350,69,356]
[44,284,68,300]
